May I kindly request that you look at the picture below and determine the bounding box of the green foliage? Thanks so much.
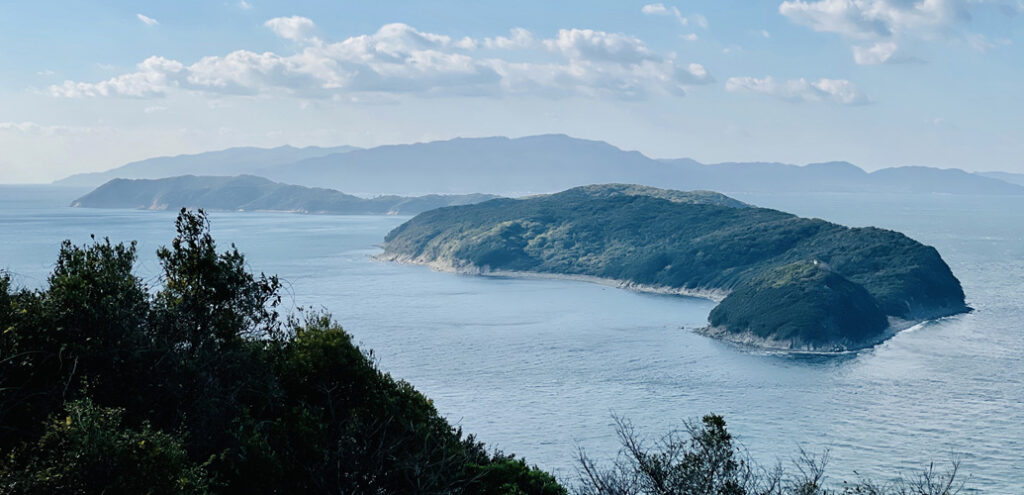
[154,208,283,348]
[576,415,751,495]
[0,209,562,494]
[575,415,968,495]
[708,262,889,349]
[383,186,968,349]
[467,453,567,495]
[1,398,209,495]
[73,174,499,215]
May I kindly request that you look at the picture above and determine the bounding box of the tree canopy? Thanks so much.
[0,209,563,494]
[382,186,968,351]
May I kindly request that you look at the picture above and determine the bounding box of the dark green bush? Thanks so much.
[1,398,209,495]
[0,209,562,494]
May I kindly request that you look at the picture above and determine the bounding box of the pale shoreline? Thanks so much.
[375,252,730,302]
[697,317,926,354]
[376,252,951,354]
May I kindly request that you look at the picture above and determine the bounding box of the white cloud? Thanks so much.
[264,16,316,43]
[0,121,108,136]
[726,75,869,105]
[966,33,1012,52]
[544,29,657,64]
[454,36,478,50]
[642,3,707,28]
[136,13,158,27]
[642,3,671,15]
[484,28,537,49]
[852,41,898,64]
[679,63,712,84]
[691,14,709,29]
[778,0,963,38]
[239,0,252,9]
[643,3,687,26]
[779,0,1013,62]
[681,33,699,41]
[50,20,712,101]
[51,56,184,97]
[761,30,772,39]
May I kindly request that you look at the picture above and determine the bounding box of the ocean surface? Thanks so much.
[1,185,1021,491]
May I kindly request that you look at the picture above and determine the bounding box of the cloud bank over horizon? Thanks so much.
[49,18,715,101]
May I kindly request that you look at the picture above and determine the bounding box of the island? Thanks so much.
[380,184,969,351]
[70,175,499,215]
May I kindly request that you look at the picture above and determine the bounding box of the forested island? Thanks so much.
[71,175,498,215]
[381,184,969,351]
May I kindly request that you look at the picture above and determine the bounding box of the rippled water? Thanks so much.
[1,186,1021,491]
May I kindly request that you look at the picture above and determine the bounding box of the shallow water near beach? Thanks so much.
[1,186,1021,491]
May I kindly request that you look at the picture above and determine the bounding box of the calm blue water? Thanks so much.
[1,186,1021,491]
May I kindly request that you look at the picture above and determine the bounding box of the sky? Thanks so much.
[1,0,1021,183]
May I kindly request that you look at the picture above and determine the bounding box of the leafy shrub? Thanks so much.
[574,415,967,495]
[1,398,209,495]
[0,209,561,494]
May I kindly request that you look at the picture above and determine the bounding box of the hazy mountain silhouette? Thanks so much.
[54,135,1024,196]
[978,171,1024,187]
[54,145,359,188]
[71,175,497,215]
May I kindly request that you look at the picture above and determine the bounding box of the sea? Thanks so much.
[0,185,1021,491]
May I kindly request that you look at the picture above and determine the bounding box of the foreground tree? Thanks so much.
[1,398,209,495]
[0,209,563,494]
[574,416,966,495]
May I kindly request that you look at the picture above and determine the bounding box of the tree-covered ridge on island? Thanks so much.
[71,175,499,216]
[381,184,969,351]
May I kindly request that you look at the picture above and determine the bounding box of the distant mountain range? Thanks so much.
[54,135,1024,196]
[55,145,359,187]
[71,175,498,216]
[978,171,1024,187]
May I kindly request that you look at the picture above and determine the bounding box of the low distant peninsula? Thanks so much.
[380,184,969,352]
[71,175,498,215]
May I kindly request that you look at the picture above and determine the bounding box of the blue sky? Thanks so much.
[1,0,1021,182]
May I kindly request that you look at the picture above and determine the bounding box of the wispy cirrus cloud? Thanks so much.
[641,3,706,41]
[136,13,159,27]
[725,75,870,105]
[641,3,708,28]
[0,121,110,136]
[49,17,713,101]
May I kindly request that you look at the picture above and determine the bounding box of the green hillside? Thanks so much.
[71,175,498,215]
[381,185,968,351]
